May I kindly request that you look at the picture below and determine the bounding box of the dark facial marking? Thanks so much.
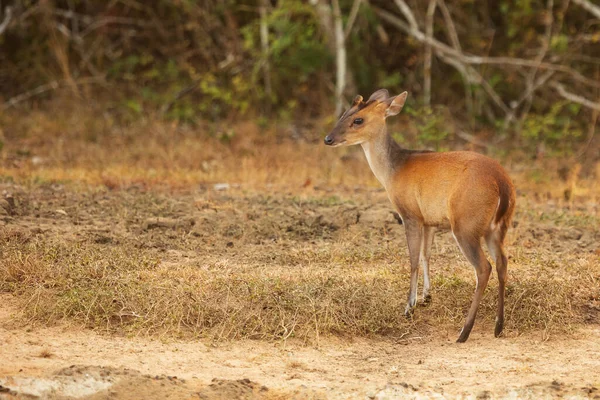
[338,99,378,123]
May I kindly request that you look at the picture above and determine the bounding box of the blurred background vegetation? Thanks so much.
[0,0,599,172]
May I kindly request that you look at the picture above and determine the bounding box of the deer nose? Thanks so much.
[324,135,334,145]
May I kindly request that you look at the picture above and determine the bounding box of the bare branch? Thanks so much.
[259,0,272,104]
[161,82,201,115]
[529,0,554,79]
[344,0,363,40]
[437,0,461,51]
[67,0,79,37]
[574,33,600,43]
[571,0,600,19]
[477,73,512,116]
[382,5,512,117]
[560,53,600,65]
[51,8,153,32]
[456,130,489,148]
[519,0,555,123]
[374,6,600,89]
[2,77,105,110]
[435,51,511,118]
[423,0,436,106]
[79,16,152,38]
[332,0,347,116]
[0,6,13,35]
[551,82,600,112]
[162,53,237,115]
[310,0,335,52]
[513,71,555,110]
[394,0,419,31]
[2,81,60,110]
[436,0,473,116]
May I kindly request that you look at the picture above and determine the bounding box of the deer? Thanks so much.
[324,89,515,342]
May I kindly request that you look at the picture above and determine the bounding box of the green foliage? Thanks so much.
[267,7,329,76]
[216,129,236,144]
[241,0,331,107]
[195,73,252,117]
[520,101,583,154]
[404,106,451,149]
[378,73,404,90]
[124,99,143,115]
[0,0,597,154]
[550,35,569,53]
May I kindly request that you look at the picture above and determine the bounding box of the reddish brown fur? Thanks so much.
[325,89,516,342]
[390,151,515,232]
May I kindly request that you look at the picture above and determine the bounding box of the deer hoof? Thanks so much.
[494,319,504,338]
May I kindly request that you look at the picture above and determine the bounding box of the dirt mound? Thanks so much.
[197,378,270,400]
[0,366,193,399]
[1,363,598,399]
[371,380,599,399]
[1,366,300,400]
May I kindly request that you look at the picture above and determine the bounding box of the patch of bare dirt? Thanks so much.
[2,183,598,260]
[0,366,190,399]
[1,294,600,399]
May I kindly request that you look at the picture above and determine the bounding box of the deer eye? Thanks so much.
[353,118,364,125]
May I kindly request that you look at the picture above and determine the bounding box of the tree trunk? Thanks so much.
[424,0,436,107]
[332,0,346,116]
[259,0,272,112]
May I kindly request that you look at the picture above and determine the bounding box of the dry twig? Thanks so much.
[519,0,556,125]
[437,0,473,116]
[572,0,600,19]
[371,2,600,125]
[0,6,12,35]
[423,0,437,107]
[344,0,363,40]
[373,6,600,90]
[2,77,105,110]
[551,82,600,112]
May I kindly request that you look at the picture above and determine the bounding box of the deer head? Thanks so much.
[324,89,408,147]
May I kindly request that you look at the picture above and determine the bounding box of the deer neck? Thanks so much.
[360,127,402,189]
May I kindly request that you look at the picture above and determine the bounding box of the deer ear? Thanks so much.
[385,91,408,117]
[368,89,389,102]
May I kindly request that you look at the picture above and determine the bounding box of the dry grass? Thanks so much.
[37,348,54,359]
[0,185,598,342]
[0,106,599,342]
[0,106,374,190]
[4,102,596,194]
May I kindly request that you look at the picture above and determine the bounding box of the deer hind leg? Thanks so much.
[486,225,509,338]
[453,230,492,343]
[404,220,423,316]
[421,226,435,304]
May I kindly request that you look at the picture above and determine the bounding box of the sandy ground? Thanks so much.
[1,294,599,399]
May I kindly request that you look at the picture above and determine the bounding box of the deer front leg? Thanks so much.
[404,220,423,316]
[421,226,435,303]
